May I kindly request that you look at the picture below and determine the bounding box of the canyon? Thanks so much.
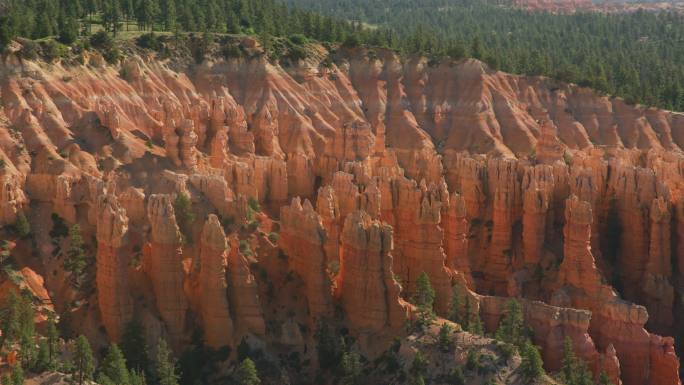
[1,36,683,384]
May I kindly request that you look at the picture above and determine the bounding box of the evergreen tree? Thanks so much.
[57,14,79,45]
[561,336,594,385]
[448,367,465,385]
[155,338,179,385]
[13,212,31,238]
[121,319,150,375]
[462,295,471,331]
[98,344,130,385]
[47,313,59,368]
[437,323,453,352]
[73,335,95,385]
[6,364,24,385]
[315,320,345,370]
[64,224,89,287]
[0,291,21,350]
[340,352,361,385]
[495,299,525,347]
[410,350,428,379]
[129,370,147,385]
[470,36,483,60]
[34,339,51,372]
[235,358,260,385]
[598,371,614,385]
[412,272,436,327]
[519,341,544,381]
[447,285,462,324]
[102,0,123,35]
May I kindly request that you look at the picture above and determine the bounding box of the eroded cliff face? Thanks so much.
[1,39,683,384]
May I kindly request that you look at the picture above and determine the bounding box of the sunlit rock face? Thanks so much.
[1,44,682,384]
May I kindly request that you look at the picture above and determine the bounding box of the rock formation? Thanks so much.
[147,194,188,345]
[95,193,133,342]
[1,43,682,385]
[336,211,405,332]
[198,214,233,348]
[279,198,333,321]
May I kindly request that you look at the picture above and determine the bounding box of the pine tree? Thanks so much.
[121,319,149,375]
[155,338,179,385]
[462,295,471,331]
[495,299,524,347]
[7,364,23,385]
[561,336,594,385]
[598,371,614,385]
[410,351,428,378]
[437,323,453,352]
[471,36,483,60]
[412,272,436,328]
[315,320,345,370]
[447,285,462,324]
[64,224,88,287]
[47,313,59,368]
[0,291,22,350]
[235,358,260,385]
[561,336,576,383]
[34,339,51,372]
[98,344,130,385]
[73,335,95,385]
[519,341,544,381]
[129,370,147,385]
[340,352,361,385]
[13,212,31,238]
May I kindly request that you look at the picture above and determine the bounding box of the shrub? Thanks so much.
[136,33,162,50]
[90,31,114,51]
[103,47,120,64]
[519,341,544,380]
[247,197,261,213]
[287,45,308,62]
[222,44,242,59]
[288,34,309,45]
[42,40,68,62]
[19,40,39,60]
[342,34,360,48]
[13,213,30,238]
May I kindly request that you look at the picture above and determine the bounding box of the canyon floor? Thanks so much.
[0,35,682,384]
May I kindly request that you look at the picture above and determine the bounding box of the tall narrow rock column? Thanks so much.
[337,211,405,332]
[280,198,333,321]
[147,194,188,345]
[198,215,233,348]
[96,194,133,342]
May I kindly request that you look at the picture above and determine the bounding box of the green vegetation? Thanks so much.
[2,364,24,385]
[447,285,462,324]
[519,340,545,381]
[97,344,130,385]
[74,335,96,385]
[340,352,362,385]
[156,338,180,385]
[495,299,526,348]
[64,224,91,288]
[561,336,595,385]
[174,192,195,244]
[121,319,151,377]
[236,358,261,385]
[437,323,453,352]
[411,272,436,329]
[12,212,31,238]
[290,0,684,111]
[3,0,682,110]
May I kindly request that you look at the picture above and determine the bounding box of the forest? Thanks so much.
[289,0,684,111]
[1,0,684,111]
